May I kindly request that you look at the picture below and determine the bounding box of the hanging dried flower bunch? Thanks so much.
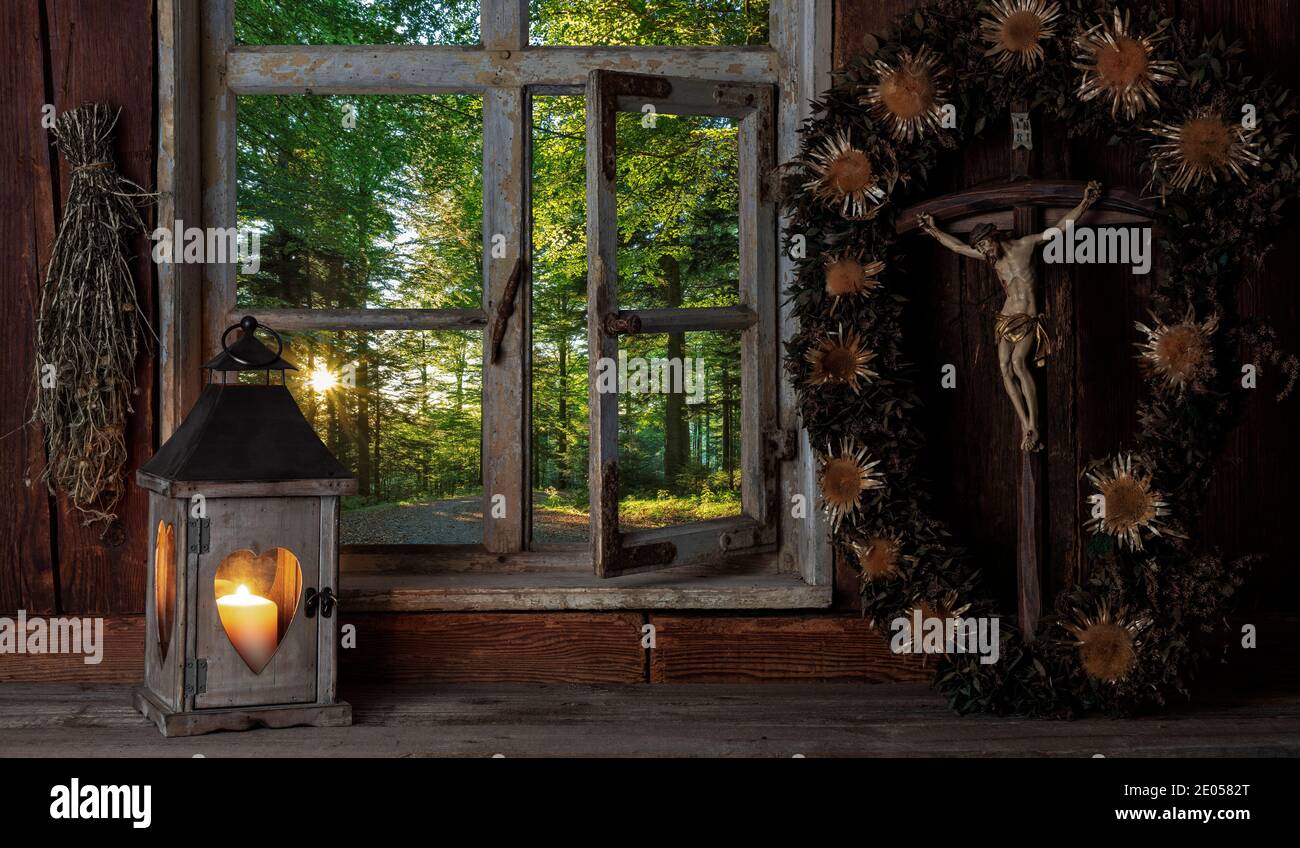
[1073,9,1177,120]
[1135,309,1220,393]
[861,44,950,142]
[1147,107,1261,191]
[33,105,152,528]
[981,0,1062,71]
[1062,601,1150,684]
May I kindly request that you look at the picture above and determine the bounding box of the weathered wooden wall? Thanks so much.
[0,0,155,617]
[0,0,1294,687]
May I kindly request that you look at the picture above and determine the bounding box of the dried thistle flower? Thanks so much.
[806,325,878,393]
[821,249,886,310]
[1135,309,1219,393]
[861,45,950,142]
[818,438,883,531]
[1084,453,1175,552]
[981,0,1062,71]
[850,531,904,585]
[1062,600,1150,683]
[803,130,888,219]
[1147,107,1261,191]
[1073,9,1177,120]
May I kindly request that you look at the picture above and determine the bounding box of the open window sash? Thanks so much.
[585,69,778,578]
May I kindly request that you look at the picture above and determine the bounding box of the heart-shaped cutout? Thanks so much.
[214,547,302,674]
[154,520,176,662]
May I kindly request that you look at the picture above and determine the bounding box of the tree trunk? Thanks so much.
[556,331,569,490]
[660,255,688,491]
[355,339,372,496]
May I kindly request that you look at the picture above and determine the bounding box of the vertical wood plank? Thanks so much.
[317,495,339,704]
[200,0,235,360]
[1037,124,1079,601]
[586,70,620,575]
[482,0,528,553]
[739,87,778,537]
[773,0,833,586]
[833,0,917,67]
[0,0,56,613]
[1012,205,1042,639]
[156,0,203,438]
[45,0,155,614]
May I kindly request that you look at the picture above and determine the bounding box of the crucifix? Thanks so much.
[894,105,1153,640]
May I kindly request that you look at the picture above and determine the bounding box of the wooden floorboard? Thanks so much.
[0,683,1297,757]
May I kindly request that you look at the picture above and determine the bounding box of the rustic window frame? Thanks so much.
[584,70,777,578]
[157,0,833,610]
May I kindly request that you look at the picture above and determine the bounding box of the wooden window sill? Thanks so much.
[339,547,830,611]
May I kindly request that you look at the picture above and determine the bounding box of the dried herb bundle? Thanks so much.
[34,104,152,528]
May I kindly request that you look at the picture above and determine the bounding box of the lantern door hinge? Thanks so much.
[187,516,210,555]
[184,658,208,695]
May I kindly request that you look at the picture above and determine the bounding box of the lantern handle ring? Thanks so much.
[220,315,284,367]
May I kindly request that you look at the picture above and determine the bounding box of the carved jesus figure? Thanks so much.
[917,180,1102,452]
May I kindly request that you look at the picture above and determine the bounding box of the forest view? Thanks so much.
[234,0,769,544]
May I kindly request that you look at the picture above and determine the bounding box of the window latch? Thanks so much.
[305,587,337,619]
[489,258,525,364]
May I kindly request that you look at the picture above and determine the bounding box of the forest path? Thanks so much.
[341,494,594,544]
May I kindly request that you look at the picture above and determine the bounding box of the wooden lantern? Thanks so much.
[134,316,356,736]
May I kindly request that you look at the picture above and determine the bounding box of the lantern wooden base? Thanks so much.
[133,688,352,738]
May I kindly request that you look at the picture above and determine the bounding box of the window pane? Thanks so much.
[617,331,743,529]
[277,330,483,545]
[237,94,483,311]
[531,96,590,543]
[616,110,740,311]
[530,0,768,46]
[236,0,480,45]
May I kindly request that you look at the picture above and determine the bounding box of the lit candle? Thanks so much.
[216,584,278,671]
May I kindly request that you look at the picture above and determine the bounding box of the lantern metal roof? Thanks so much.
[138,317,356,498]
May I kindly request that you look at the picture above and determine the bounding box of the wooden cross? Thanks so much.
[895,105,1152,640]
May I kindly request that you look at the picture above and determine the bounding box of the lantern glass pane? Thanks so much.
[153,519,176,662]
[215,548,303,674]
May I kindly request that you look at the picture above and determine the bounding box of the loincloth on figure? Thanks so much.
[994,312,1052,367]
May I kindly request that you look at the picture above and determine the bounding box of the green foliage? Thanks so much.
[237,0,758,532]
[784,0,1299,715]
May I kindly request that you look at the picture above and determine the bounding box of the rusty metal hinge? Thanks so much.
[184,658,208,695]
[602,311,642,336]
[187,516,210,555]
[489,258,525,364]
